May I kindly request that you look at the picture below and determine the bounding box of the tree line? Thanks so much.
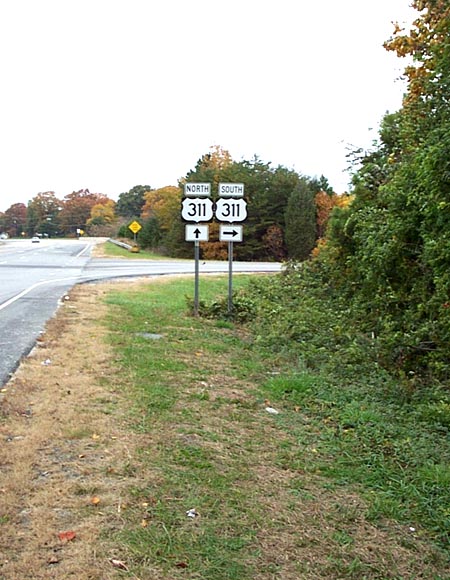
[0,189,116,239]
[117,149,349,261]
[0,148,349,261]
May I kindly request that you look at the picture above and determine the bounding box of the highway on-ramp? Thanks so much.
[0,238,281,385]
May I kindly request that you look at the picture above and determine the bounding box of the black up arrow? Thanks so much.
[193,228,201,238]
[222,229,238,237]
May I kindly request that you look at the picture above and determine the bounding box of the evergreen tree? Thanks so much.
[116,185,151,218]
[285,179,316,261]
[139,217,162,249]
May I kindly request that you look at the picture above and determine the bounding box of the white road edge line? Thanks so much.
[76,244,91,258]
[0,243,92,311]
[0,276,78,312]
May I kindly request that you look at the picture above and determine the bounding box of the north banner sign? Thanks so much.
[184,182,211,197]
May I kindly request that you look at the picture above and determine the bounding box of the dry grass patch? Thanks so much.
[0,283,146,579]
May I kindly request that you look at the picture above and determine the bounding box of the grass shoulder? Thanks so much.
[102,274,449,579]
[97,240,181,260]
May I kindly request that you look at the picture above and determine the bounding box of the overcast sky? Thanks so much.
[0,0,416,212]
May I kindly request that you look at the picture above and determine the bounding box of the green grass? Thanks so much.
[262,371,450,541]
[103,240,173,259]
[102,275,450,579]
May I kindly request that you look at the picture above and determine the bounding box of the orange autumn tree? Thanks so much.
[59,189,111,236]
[262,224,285,262]
[315,190,352,239]
[315,190,338,240]
[141,186,181,232]
[196,145,233,183]
[201,222,228,260]
[312,191,352,258]
[86,199,117,236]
[384,1,450,100]
[88,200,116,224]
[139,186,182,250]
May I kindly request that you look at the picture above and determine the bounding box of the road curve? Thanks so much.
[0,238,282,385]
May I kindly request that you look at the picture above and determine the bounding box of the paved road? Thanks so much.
[0,238,281,385]
[0,239,93,385]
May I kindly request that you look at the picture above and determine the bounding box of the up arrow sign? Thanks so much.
[219,225,243,242]
[185,224,209,242]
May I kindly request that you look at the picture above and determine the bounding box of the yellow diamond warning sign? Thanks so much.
[128,220,142,234]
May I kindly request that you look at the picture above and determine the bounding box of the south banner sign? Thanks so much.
[218,182,244,197]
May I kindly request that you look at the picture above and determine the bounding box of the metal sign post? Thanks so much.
[185,225,209,316]
[182,182,246,317]
[228,240,233,314]
[128,220,142,244]
[217,184,246,315]
[194,240,200,316]
[219,225,244,315]
[182,183,212,316]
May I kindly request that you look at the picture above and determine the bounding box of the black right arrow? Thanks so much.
[222,229,238,237]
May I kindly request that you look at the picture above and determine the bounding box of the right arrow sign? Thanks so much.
[219,224,243,242]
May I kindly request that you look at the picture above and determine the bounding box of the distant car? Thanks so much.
[31,236,40,243]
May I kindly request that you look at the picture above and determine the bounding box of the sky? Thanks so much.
[0,0,416,212]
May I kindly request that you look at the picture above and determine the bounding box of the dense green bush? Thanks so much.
[186,289,258,323]
[314,4,450,382]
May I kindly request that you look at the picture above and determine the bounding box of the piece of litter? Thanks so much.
[176,561,189,568]
[136,332,163,340]
[409,526,416,532]
[265,407,279,415]
[6,435,24,442]
[186,508,199,518]
[58,530,76,542]
[110,559,128,571]
[41,359,52,366]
